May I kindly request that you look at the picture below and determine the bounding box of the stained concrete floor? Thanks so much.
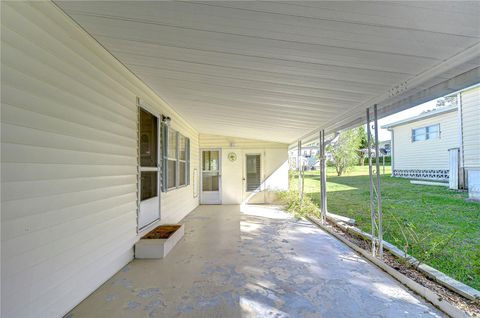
[67,205,445,318]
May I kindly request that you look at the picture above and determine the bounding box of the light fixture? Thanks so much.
[161,114,171,126]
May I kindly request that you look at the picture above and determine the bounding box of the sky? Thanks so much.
[376,99,439,141]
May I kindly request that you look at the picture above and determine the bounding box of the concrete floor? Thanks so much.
[67,205,445,318]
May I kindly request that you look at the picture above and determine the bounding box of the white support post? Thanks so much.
[374,105,384,258]
[298,140,302,198]
[366,108,376,256]
[319,130,327,223]
[367,106,384,258]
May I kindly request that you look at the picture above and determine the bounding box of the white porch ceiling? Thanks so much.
[56,1,480,143]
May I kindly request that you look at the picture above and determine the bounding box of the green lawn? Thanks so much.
[291,166,480,290]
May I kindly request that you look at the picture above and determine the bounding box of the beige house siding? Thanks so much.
[460,86,480,169]
[391,110,459,173]
[1,2,199,318]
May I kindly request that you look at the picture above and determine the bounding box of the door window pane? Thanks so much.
[246,155,261,191]
[139,109,158,167]
[202,172,219,191]
[141,171,157,201]
[203,151,219,171]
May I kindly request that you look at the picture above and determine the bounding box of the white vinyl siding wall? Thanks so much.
[460,86,480,169]
[391,110,459,171]
[1,2,198,318]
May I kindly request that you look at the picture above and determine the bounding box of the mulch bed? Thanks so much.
[142,225,181,239]
[324,220,480,317]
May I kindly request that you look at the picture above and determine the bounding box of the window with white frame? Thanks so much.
[412,124,440,142]
[162,124,190,191]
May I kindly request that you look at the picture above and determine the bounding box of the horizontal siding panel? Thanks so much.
[1,184,136,222]
[2,163,135,182]
[2,123,135,157]
[27,236,134,318]
[2,143,137,165]
[1,104,136,148]
[3,192,137,240]
[4,204,135,275]
[1,7,138,113]
[6,220,137,317]
[1,45,136,127]
[1,69,137,138]
[3,175,137,201]
[2,25,137,118]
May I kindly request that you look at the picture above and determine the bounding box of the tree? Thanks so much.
[357,126,368,166]
[327,128,362,176]
[435,94,457,109]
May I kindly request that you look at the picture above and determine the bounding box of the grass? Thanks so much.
[291,165,480,290]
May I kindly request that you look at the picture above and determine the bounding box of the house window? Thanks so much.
[412,124,440,142]
[162,124,190,191]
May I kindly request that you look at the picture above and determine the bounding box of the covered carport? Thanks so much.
[2,1,479,317]
[55,0,480,261]
[54,1,479,316]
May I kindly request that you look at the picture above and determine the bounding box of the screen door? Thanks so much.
[138,108,160,230]
[201,149,221,204]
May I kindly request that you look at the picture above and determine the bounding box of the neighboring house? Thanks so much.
[359,140,391,159]
[289,145,333,170]
[383,106,459,181]
[383,85,480,200]
[289,145,319,170]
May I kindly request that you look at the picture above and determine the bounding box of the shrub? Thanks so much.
[363,156,391,165]
[277,190,320,219]
[390,214,456,267]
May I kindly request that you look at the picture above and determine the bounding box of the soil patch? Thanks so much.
[142,225,181,239]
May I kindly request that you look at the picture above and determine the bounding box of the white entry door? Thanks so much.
[138,107,160,230]
[201,149,221,204]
